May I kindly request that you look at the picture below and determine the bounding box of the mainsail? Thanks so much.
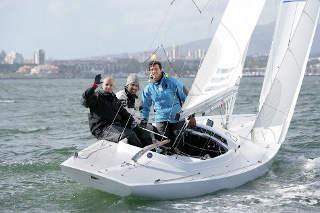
[252,0,320,145]
[176,0,267,120]
[258,0,307,111]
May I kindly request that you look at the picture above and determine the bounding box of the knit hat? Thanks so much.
[126,74,140,86]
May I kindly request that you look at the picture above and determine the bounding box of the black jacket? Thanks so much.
[81,86,134,137]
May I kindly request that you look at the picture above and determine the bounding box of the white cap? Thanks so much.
[126,74,140,86]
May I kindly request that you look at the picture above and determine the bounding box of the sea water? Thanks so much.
[0,77,319,212]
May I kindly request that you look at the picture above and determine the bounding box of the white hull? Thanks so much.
[60,0,320,200]
[61,114,281,199]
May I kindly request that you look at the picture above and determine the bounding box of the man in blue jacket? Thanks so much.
[141,61,195,146]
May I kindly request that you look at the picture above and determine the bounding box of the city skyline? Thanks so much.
[0,0,295,60]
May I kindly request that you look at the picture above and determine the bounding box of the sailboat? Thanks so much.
[60,0,320,200]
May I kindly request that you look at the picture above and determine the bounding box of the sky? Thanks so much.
[0,0,314,60]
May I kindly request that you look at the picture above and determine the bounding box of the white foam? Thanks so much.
[267,170,278,180]
[305,156,320,171]
[0,100,14,103]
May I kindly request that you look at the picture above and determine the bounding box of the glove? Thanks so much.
[131,121,138,128]
[94,74,102,85]
[139,119,148,128]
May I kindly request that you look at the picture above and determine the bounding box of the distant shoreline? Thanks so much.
[1,75,319,80]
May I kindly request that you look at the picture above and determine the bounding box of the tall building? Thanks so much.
[34,49,45,65]
[0,50,6,60]
[5,51,24,64]
[195,49,206,59]
[172,44,181,59]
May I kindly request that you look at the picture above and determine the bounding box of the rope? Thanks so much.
[119,114,133,141]
[171,119,188,148]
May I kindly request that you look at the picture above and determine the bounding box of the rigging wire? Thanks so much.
[161,0,220,151]
[122,1,181,143]
[179,0,215,78]
[157,0,216,126]
[161,44,179,77]
[147,0,215,81]
[174,0,245,127]
[137,0,178,105]
[90,97,123,167]
[84,0,179,164]
[103,0,221,156]
[139,0,184,143]
[145,0,177,61]
[161,0,183,46]
[193,0,219,79]
[191,0,202,13]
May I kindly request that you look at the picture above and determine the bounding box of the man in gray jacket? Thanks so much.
[116,74,163,142]
[116,74,140,118]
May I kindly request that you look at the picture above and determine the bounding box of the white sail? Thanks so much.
[252,0,320,145]
[177,0,266,120]
[61,1,320,200]
[258,0,307,111]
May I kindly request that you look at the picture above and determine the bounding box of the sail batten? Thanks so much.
[179,0,267,119]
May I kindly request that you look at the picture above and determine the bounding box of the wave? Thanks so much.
[303,156,320,171]
[0,100,14,103]
[0,160,59,173]
[41,147,78,157]
[0,127,51,135]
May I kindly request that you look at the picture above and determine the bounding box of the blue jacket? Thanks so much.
[142,72,186,123]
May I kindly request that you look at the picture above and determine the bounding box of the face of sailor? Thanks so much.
[101,77,115,93]
[149,64,163,81]
[127,82,139,95]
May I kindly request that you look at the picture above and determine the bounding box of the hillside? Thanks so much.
[179,22,320,56]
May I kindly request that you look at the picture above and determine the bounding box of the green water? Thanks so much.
[0,77,319,212]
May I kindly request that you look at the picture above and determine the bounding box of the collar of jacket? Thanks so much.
[148,71,168,84]
[99,89,115,98]
[124,87,138,99]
